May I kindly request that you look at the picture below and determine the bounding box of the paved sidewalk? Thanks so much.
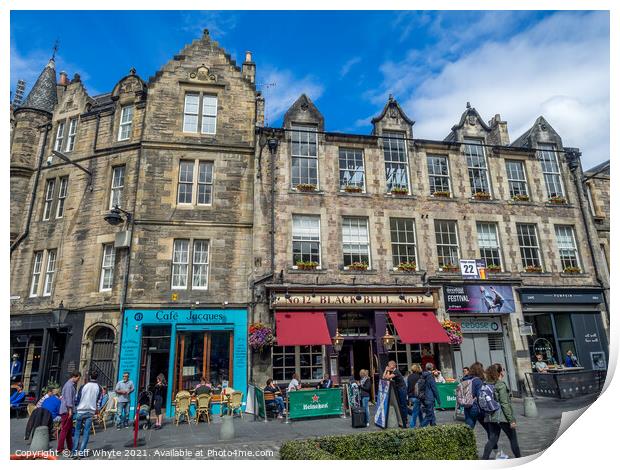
[10,393,599,460]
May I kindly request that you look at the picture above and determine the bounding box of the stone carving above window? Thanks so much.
[189,64,217,82]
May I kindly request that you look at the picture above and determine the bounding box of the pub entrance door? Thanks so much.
[338,339,372,381]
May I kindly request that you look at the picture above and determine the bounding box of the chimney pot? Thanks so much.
[59,71,69,86]
[245,51,253,63]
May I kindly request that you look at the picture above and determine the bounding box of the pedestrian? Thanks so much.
[287,373,301,392]
[481,363,521,459]
[57,372,80,454]
[419,362,440,427]
[406,363,422,428]
[359,369,372,427]
[152,374,166,430]
[458,362,488,431]
[114,371,135,429]
[72,370,103,458]
[10,353,23,382]
[383,360,408,428]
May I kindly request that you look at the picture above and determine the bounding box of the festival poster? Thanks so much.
[444,284,515,314]
[374,379,391,428]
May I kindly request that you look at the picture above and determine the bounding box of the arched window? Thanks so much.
[90,326,116,388]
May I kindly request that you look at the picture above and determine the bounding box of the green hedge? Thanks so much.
[280,424,477,460]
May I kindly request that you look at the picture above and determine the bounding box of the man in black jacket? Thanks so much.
[420,362,441,426]
[383,360,409,428]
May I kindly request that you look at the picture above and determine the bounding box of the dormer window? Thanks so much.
[538,143,565,199]
[183,93,217,135]
[382,132,410,193]
[463,138,491,196]
[290,124,318,189]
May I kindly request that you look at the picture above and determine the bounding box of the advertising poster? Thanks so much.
[444,284,515,314]
[374,379,391,428]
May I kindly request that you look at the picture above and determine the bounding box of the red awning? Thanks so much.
[275,311,332,346]
[387,311,450,344]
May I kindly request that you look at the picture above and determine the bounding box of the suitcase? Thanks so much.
[351,406,366,428]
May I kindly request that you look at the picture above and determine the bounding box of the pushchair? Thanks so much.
[137,390,153,430]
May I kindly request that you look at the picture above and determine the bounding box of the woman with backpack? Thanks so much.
[459,362,486,429]
[481,363,522,460]
[406,364,422,428]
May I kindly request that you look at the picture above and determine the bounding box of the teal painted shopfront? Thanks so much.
[118,309,248,417]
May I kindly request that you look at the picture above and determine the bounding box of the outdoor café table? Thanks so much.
[286,387,343,420]
[435,382,458,410]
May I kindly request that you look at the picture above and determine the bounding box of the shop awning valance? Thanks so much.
[388,311,450,344]
[275,311,332,346]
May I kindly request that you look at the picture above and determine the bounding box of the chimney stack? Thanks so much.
[59,71,69,86]
[242,50,256,84]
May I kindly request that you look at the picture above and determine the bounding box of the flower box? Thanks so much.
[397,262,417,272]
[347,262,369,271]
[563,266,582,274]
[343,185,363,193]
[432,191,451,198]
[441,264,459,273]
[548,196,567,205]
[512,194,530,202]
[296,183,317,192]
[390,187,409,196]
[473,191,491,200]
[486,265,502,273]
[524,265,543,273]
[296,261,318,270]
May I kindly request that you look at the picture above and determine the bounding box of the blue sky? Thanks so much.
[10,10,609,168]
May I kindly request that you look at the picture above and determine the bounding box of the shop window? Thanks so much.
[272,345,324,382]
[385,317,434,374]
[505,160,529,198]
[538,143,564,198]
[555,225,581,271]
[118,105,133,141]
[11,334,43,395]
[477,222,502,269]
[176,160,213,206]
[390,218,417,268]
[342,217,371,268]
[435,220,460,268]
[427,155,451,195]
[517,223,542,270]
[291,125,318,188]
[339,148,365,191]
[292,215,321,267]
[464,138,490,195]
[383,131,409,193]
[110,165,125,209]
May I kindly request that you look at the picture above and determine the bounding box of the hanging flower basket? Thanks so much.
[548,196,567,205]
[397,262,417,272]
[343,185,363,193]
[525,265,543,273]
[296,261,318,270]
[296,183,317,192]
[563,266,581,274]
[441,263,459,273]
[248,323,274,352]
[390,186,409,196]
[432,191,451,198]
[512,194,530,202]
[347,262,369,271]
[473,191,491,200]
[442,320,463,345]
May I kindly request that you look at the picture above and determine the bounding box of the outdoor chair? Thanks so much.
[94,397,111,430]
[174,390,192,426]
[26,403,36,417]
[102,396,118,427]
[227,391,244,419]
[262,392,280,419]
[195,394,211,424]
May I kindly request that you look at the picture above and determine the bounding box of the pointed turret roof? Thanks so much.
[20,58,58,113]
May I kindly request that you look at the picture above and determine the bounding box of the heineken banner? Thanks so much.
[287,388,343,419]
[444,284,515,314]
[254,385,266,420]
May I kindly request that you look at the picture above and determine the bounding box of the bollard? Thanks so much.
[523,396,538,418]
[219,415,235,440]
[29,426,50,452]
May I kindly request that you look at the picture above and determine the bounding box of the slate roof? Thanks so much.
[584,160,610,176]
[19,58,57,113]
[510,116,557,148]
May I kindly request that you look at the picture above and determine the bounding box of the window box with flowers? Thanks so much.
[440,263,459,273]
[343,185,363,193]
[524,265,543,273]
[432,191,451,198]
[390,186,409,196]
[296,261,319,271]
[442,320,463,345]
[396,262,417,273]
[563,266,582,274]
[296,183,317,192]
[512,194,530,202]
[548,196,567,205]
[346,262,369,271]
[248,323,274,353]
[486,264,502,273]
[473,191,491,201]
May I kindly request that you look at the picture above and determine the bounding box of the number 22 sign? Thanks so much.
[460,259,479,279]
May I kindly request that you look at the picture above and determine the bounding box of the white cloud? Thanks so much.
[372,11,609,169]
[340,56,361,78]
[181,11,238,38]
[258,68,324,126]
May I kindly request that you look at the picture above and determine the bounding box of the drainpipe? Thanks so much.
[566,148,610,323]
[10,122,52,255]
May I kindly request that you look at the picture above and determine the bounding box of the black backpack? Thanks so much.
[415,374,427,401]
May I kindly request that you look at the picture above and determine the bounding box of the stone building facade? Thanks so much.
[251,96,610,395]
[10,30,260,411]
[584,161,610,274]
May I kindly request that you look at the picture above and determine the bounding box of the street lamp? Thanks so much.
[267,136,279,155]
[104,205,132,226]
[381,328,396,351]
[51,300,69,329]
[332,329,344,353]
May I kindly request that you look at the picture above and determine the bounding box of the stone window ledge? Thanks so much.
[336,191,372,197]
[520,272,552,276]
[560,273,590,278]
[287,190,325,195]
[383,194,417,200]
[287,268,328,275]
[469,198,499,204]
[339,269,378,274]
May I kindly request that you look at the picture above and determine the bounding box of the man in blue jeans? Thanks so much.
[72,371,102,458]
[359,369,372,426]
[114,372,134,429]
[420,362,440,427]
